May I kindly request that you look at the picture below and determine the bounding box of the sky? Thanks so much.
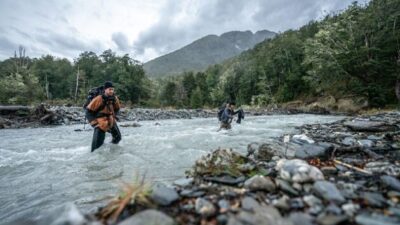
[0,0,369,63]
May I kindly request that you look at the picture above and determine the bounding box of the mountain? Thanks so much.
[143,30,276,78]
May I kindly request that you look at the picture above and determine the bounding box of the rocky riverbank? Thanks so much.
[0,104,338,129]
[31,111,400,225]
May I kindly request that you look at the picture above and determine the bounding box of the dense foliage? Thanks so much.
[156,0,400,108]
[0,0,398,108]
[0,49,151,106]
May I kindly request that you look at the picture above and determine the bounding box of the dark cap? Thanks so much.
[104,81,114,89]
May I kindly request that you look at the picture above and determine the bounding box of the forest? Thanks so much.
[0,0,398,108]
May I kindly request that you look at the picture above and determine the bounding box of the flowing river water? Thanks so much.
[0,114,344,224]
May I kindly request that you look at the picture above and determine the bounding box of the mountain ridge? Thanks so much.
[143,29,276,78]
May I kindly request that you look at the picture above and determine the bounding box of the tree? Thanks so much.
[0,47,44,104]
[161,81,177,106]
[190,87,203,108]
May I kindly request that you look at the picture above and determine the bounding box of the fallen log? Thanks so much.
[0,105,32,115]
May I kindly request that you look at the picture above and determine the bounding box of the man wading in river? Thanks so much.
[86,81,122,152]
[218,102,236,131]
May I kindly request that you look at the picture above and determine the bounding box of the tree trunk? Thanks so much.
[396,79,400,102]
[0,106,31,115]
[74,66,80,102]
[45,74,50,99]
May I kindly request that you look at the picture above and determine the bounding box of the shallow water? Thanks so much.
[0,114,344,224]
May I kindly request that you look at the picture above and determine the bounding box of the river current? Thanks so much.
[0,114,344,224]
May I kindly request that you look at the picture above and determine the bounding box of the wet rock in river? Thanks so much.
[342,137,357,146]
[313,181,345,204]
[276,159,324,183]
[179,189,205,198]
[367,135,382,140]
[316,213,348,225]
[173,177,194,188]
[276,179,300,196]
[303,194,323,208]
[289,197,305,209]
[292,134,315,144]
[195,198,216,217]
[321,166,338,176]
[381,175,400,191]
[357,139,374,148]
[204,175,246,185]
[294,143,334,160]
[355,213,400,225]
[118,209,175,225]
[238,163,256,172]
[344,121,397,132]
[244,175,276,192]
[227,205,293,225]
[150,184,179,206]
[273,195,290,211]
[247,142,259,156]
[241,196,260,212]
[364,161,400,176]
[361,192,387,208]
[254,143,280,161]
[218,199,230,213]
[190,148,248,177]
[289,213,313,225]
[341,202,360,217]
[324,203,342,215]
[36,203,87,225]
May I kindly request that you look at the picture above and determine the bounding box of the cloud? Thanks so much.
[0,0,370,62]
[0,36,18,57]
[112,32,130,51]
[133,0,363,61]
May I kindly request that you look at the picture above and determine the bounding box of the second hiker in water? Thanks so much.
[218,102,235,131]
[217,102,245,131]
[86,81,122,152]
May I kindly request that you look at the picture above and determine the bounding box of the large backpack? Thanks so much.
[83,86,104,109]
[217,106,225,121]
[83,86,105,123]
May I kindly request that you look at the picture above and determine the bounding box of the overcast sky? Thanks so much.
[0,0,369,63]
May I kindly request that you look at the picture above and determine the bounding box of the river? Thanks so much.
[0,114,344,224]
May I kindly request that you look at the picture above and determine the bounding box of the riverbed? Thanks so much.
[0,114,344,224]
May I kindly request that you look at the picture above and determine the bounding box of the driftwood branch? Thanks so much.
[334,159,372,175]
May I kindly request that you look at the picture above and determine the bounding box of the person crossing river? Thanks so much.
[86,81,122,152]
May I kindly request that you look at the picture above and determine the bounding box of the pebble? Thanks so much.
[313,181,345,204]
[381,175,400,192]
[195,198,216,217]
[118,209,175,225]
[150,184,179,206]
[276,159,324,183]
[341,203,360,217]
[244,175,276,192]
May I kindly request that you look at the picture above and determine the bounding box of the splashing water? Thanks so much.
[0,114,343,223]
